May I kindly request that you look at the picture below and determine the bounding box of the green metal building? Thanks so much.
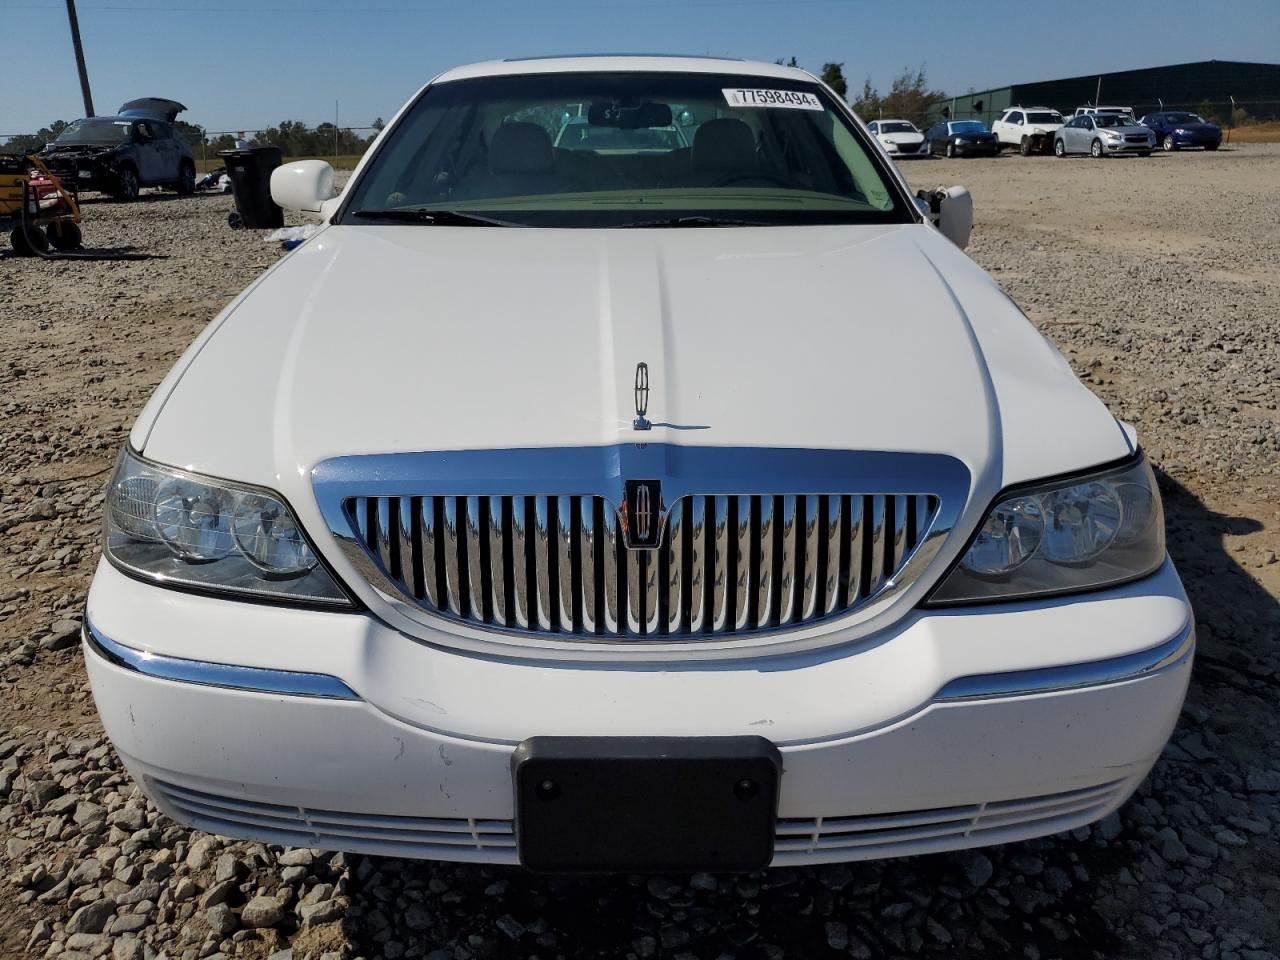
[929,60,1280,126]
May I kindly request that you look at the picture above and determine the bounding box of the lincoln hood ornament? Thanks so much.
[633,362,651,431]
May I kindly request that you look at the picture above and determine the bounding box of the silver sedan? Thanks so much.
[1054,114,1154,158]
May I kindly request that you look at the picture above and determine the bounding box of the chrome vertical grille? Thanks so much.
[344,493,939,643]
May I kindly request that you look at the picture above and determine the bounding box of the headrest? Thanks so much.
[692,118,756,170]
[489,122,554,175]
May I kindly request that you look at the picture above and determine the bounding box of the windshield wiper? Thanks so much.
[351,208,517,227]
[617,215,770,228]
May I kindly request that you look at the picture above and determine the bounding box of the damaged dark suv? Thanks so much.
[39,98,195,201]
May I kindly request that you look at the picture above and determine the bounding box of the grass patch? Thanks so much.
[1225,122,1280,143]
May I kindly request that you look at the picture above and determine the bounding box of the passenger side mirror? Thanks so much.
[270,159,335,215]
[917,185,972,250]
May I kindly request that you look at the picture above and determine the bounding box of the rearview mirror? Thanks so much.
[917,185,972,250]
[270,159,335,215]
[587,100,673,129]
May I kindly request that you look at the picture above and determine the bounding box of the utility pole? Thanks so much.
[65,0,95,117]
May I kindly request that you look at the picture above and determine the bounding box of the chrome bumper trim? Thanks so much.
[935,620,1194,702]
[83,620,360,701]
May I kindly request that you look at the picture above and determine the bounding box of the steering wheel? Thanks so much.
[714,171,789,188]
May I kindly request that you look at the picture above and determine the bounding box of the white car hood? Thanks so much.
[138,223,1129,512]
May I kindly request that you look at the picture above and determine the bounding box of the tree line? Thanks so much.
[3,117,386,157]
[4,64,948,156]
[778,58,947,127]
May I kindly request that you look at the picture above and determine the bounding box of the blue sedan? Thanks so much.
[1138,112,1222,151]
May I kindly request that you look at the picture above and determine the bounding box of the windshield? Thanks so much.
[1026,112,1062,124]
[54,119,132,145]
[1094,115,1133,128]
[340,71,909,227]
[1167,113,1206,124]
[949,121,987,134]
[878,121,916,133]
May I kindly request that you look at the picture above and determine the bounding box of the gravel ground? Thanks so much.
[2,146,1279,960]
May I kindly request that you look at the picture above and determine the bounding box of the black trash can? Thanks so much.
[218,146,284,229]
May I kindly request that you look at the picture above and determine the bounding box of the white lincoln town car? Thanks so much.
[85,56,1192,872]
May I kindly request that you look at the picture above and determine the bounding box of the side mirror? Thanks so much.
[917,185,972,250]
[270,159,335,215]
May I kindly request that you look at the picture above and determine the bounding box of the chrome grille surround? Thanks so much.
[313,445,970,651]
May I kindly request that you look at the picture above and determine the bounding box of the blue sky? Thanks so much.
[2,0,1278,135]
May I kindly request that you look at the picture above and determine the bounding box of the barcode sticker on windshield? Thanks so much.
[723,88,823,111]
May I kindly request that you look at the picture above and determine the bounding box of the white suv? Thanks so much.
[1074,105,1135,118]
[84,55,1191,873]
[992,107,1065,155]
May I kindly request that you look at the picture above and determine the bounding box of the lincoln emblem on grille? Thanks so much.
[622,478,663,549]
[633,362,651,431]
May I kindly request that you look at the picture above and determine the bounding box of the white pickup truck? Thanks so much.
[992,106,1066,155]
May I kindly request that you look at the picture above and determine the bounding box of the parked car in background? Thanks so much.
[84,55,1191,875]
[1073,105,1135,118]
[555,116,689,152]
[925,120,1000,157]
[992,107,1064,155]
[1138,112,1222,151]
[867,119,928,158]
[39,98,195,201]
[1055,113,1154,158]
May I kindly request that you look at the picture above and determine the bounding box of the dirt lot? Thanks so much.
[1,145,1278,960]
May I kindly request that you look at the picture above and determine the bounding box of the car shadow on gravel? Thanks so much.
[1156,467,1277,731]
[327,472,1279,960]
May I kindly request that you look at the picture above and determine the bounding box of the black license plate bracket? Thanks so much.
[513,736,781,872]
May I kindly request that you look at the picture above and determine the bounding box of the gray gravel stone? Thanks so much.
[1245,770,1280,793]
[206,903,236,936]
[240,895,285,928]
[299,899,344,925]
[41,619,82,651]
[65,899,115,935]
[825,921,849,950]
[957,850,995,887]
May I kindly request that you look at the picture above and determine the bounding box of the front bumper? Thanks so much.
[884,141,928,158]
[40,159,112,192]
[1104,140,1155,153]
[84,558,1193,867]
[953,142,1000,156]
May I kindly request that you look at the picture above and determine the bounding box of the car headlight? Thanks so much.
[927,455,1164,605]
[1102,131,1121,140]
[104,447,352,606]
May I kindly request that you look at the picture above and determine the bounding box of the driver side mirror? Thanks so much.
[270,159,335,216]
[916,185,972,250]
